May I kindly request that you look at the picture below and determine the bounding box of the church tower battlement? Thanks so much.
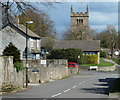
[71,5,89,31]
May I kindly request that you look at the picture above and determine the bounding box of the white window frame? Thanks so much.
[31,39,34,48]
[37,39,39,48]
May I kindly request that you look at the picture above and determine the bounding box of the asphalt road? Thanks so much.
[2,70,119,99]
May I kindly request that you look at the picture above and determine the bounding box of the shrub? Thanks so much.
[14,62,24,72]
[3,42,24,72]
[100,50,106,58]
[47,48,83,63]
[3,42,21,63]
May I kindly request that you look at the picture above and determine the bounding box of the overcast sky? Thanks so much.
[34,2,118,39]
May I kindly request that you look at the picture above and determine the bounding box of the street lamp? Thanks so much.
[25,21,33,88]
[78,55,80,73]
[78,55,80,64]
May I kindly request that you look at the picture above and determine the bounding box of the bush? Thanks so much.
[100,50,106,58]
[3,42,21,63]
[14,62,24,72]
[3,42,24,72]
[47,48,83,63]
[82,55,98,64]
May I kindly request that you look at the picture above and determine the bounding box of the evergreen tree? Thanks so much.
[3,42,21,63]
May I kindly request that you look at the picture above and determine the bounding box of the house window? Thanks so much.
[84,52,98,55]
[36,54,40,59]
[31,39,34,48]
[37,40,39,48]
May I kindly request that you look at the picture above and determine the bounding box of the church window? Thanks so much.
[77,19,83,25]
[80,19,83,25]
[77,19,79,25]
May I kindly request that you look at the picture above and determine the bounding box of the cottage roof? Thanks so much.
[2,23,41,39]
[54,40,100,52]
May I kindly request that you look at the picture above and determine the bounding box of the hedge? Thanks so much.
[47,48,83,63]
[82,55,98,64]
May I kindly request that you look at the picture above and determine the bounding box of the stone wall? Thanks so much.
[80,66,90,70]
[22,59,79,83]
[98,65,116,71]
[28,65,69,83]
[80,65,116,71]
[68,68,80,75]
[0,57,79,92]
[0,56,3,90]
[0,56,24,92]
[0,56,14,87]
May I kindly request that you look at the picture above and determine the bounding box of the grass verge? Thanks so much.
[81,58,114,67]
[112,58,120,65]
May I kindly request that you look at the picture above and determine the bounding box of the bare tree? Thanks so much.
[1,0,54,26]
[106,25,118,58]
[94,25,118,58]
[41,37,56,50]
[63,26,94,40]
[94,30,112,48]
[19,9,55,37]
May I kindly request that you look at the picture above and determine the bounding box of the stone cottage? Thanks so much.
[54,40,100,64]
[0,23,41,60]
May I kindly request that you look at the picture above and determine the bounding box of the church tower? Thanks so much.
[71,5,89,32]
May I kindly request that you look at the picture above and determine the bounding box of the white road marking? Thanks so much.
[51,93,62,97]
[78,79,94,86]
[78,81,86,86]
[82,81,86,83]
[64,89,71,92]
[72,85,77,88]
[51,78,100,98]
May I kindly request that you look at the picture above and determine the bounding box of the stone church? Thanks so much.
[70,5,90,40]
[71,5,89,31]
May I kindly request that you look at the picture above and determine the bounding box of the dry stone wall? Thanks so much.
[22,59,79,83]
[98,65,116,71]
[0,56,24,92]
[0,56,79,92]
